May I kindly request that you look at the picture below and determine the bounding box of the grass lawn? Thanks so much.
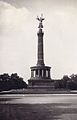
[0,103,77,120]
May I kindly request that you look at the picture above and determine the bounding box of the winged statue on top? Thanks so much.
[36,14,45,28]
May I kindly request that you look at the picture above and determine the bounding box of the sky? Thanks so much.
[0,0,77,82]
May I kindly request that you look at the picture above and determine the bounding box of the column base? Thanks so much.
[28,78,54,89]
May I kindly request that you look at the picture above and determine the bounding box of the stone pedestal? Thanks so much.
[28,66,54,89]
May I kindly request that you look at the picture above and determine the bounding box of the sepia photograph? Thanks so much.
[0,0,77,120]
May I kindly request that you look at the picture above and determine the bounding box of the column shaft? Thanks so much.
[37,29,44,66]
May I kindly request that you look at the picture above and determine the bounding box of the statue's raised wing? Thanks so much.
[36,16,40,21]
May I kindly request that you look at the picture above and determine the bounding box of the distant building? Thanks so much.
[28,15,54,89]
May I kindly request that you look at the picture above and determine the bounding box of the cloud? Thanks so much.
[0,1,29,33]
[0,1,31,80]
[0,0,24,8]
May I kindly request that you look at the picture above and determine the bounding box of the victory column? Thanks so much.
[28,15,54,89]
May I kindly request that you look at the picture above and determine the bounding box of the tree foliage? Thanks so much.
[0,73,27,91]
[54,74,77,90]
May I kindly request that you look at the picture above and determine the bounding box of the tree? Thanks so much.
[68,74,77,90]
[62,75,70,89]
[0,73,27,91]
